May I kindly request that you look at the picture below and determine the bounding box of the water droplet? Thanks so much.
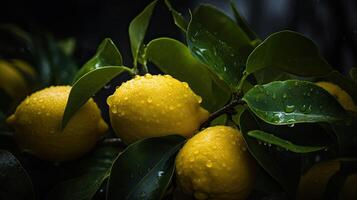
[144,74,152,79]
[268,143,272,147]
[189,157,195,162]
[147,98,152,103]
[206,161,213,168]
[169,106,174,110]
[288,123,295,127]
[104,84,110,89]
[285,105,295,113]
[124,96,128,101]
[300,104,307,112]
[157,171,164,177]
[223,66,227,72]
[182,82,189,88]
[283,94,288,99]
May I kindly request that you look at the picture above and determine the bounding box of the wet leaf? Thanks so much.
[145,37,229,111]
[187,5,254,90]
[0,150,34,200]
[62,66,133,129]
[47,146,120,200]
[230,1,260,43]
[165,0,187,32]
[246,31,332,76]
[248,130,325,153]
[239,110,297,194]
[129,0,157,66]
[73,38,122,82]
[107,135,185,200]
[243,80,348,125]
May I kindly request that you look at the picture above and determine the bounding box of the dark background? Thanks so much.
[1,0,357,74]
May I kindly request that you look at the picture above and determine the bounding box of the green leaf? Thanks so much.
[243,80,348,125]
[230,1,260,43]
[350,68,357,83]
[248,130,325,153]
[107,135,185,200]
[246,31,332,76]
[187,5,254,90]
[165,0,188,32]
[129,0,157,66]
[239,110,297,194]
[73,38,122,82]
[62,66,132,129]
[145,37,229,111]
[47,146,120,200]
[0,150,34,200]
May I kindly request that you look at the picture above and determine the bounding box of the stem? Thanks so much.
[200,97,244,129]
[236,71,249,95]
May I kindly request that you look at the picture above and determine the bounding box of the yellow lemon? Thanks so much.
[6,86,108,161]
[175,126,257,200]
[107,74,209,144]
[316,81,357,112]
[0,60,29,100]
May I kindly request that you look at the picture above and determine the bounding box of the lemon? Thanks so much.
[296,160,340,200]
[316,81,357,112]
[6,86,108,161]
[107,74,209,144]
[175,126,257,200]
[0,60,29,100]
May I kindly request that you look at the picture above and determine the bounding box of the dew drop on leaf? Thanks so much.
[284,105,295,113]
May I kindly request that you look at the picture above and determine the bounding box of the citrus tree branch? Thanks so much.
[200,95,245,129]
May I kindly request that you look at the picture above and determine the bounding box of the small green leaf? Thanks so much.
[73,38,122,82]
[187,5,254,90]
[47,146,120,200]
[107,135,185,200]
[0,150,34,200]
[246,31,332,76]
[230,1,260,43]
[165,0,188,32]
[62,66,133,129]
[145,37,229,111]
[239,110,297,194]
[248,130,325,153]
[129,0,158,66]
[243,80,348,125]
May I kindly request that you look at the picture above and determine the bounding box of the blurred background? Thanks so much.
[1,0,356,74]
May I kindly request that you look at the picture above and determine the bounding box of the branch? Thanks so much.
[200,97,245,129]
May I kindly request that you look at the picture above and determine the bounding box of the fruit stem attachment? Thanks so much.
[200,94,245,129]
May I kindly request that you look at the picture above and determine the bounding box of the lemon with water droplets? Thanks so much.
[6,86,108,161]
[175,126,257,200]
[316,81,357,112]
[107,74,209,144]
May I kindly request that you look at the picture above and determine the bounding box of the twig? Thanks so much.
[200,97,244,129]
